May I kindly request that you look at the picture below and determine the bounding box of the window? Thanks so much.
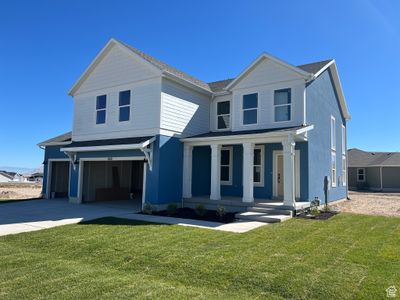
[331,152,337,187]
[242,93,258,125]
[254,146,264,186]
[274,89,291,122]
[119,90,131,122]
[220,147,232,184]
[331,116,336,150]
[217,101,230,130]
[357,168,366,182]
[96,95,107,124]
[342,155,347,186]
[342,125,346,155]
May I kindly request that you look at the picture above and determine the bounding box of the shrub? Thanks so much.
[310,207,320,217]
[323,204,331,213]
[216,206,226,220]
[167,203,177,216]
[195,204,206,217]
[143,203,153,215]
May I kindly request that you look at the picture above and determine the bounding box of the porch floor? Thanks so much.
[184,196,310,210]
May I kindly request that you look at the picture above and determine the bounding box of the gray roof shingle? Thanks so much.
[297,60,333,74]
[348,148,400,167]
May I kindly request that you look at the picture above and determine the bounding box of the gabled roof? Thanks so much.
[208,78,235,92]
[68,38,211,96]
[297,59,333,74]
[0,171,14,180]
[348,148,400,167]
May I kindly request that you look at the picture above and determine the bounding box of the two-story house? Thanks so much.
[38,38,350,221]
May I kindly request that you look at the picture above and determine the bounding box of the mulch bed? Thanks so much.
[297,211,339,220]
[141,207,237,224]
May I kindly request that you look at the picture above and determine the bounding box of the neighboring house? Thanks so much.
[348,148,400,191]
[0,171,14,183]
[38,38,350,221]
[12,173,28,183]
[25,172,44,183]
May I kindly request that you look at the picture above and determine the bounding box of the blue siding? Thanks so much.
[192,146,211,196]
[306,69,347,202]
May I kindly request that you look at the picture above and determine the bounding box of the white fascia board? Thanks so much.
[225,53,312,90]
[181,126,313,145]
[68,38,162,96]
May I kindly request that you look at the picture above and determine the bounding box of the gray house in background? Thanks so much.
[348,148,400,191]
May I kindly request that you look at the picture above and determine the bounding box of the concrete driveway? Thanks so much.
[0,199,141,236]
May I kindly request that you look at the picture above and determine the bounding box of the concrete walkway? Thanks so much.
[0,199,267,236]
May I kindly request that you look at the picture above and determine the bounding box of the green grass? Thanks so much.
[0,214,399,299]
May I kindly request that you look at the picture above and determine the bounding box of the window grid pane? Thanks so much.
[96,110,106,124]
[243,109,257,125]
[274,89,291,105]
[243,93,258,109]
[119,106,130,122]
[119,90,131,106]
[96,95,106,109]
[217,101,230,115]
[275,105,291,122]
[218,115,230,129]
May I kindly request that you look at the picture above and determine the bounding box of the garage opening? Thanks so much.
[50,161,70,198]
[82,160,144,205]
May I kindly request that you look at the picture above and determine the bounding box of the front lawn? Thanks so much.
[0,214,399,299]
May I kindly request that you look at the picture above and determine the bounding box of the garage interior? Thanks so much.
[50,161,70,198]
[81,160,144,204]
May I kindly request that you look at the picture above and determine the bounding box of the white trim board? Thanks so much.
[272,150,300,199]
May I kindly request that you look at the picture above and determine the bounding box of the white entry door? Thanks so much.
[273,151,300,199]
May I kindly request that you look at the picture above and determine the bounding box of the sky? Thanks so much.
[0,0,399,169]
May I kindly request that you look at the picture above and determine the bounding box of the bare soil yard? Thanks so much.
[0,183,42,201]
[331,191,400,217]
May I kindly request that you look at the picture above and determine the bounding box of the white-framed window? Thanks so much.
[216,100,230,130]
[357,168,366,182]
[254,145,264,186]
[342,155,347,186]
[119,90,131,122]
[242,93,258,125]
[220,146,232,185]
[96,95,107,124]
[331,151,337,187]
[342,125,346,155]
[331,116,336,151]
[274,88,291,122]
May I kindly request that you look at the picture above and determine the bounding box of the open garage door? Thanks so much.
[82,160,144,203]
[49,161,70,198]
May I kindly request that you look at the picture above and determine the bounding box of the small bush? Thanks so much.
[322,204,331,212]
[143,203,153,215]
[167,203,177,216]
[310,207,320,217]
[216,206,226,220]
[195,204,206,217]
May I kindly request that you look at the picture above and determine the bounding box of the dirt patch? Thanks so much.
[331,191,400,217]
[0,183,42,201]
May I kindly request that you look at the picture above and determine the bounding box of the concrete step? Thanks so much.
[235,211,292,223]
[247,206,293,216]
[254,202,294,210]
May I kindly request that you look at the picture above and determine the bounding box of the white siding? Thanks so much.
[72,78,162,141]
[210,94,232,131]
[75,44,160,95]
[230,58,306,131]
[0,174,12,183]
[160,78,210,136]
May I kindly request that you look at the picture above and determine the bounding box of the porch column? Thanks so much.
[210,144,221,200]
[282,136,296,207]
[242,142,254,203]
[182,144,193,198]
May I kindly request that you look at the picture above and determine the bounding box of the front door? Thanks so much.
[277,154,284,198]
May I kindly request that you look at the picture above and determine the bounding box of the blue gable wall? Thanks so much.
[306,69,347,202]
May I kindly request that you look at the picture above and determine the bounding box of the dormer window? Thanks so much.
[217,101,230,130]
[242,93,258,125]
[119,90,131,122]
[96,95,107,124]
[274,89,291,122]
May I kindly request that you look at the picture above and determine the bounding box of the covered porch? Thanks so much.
[181,126,313,210]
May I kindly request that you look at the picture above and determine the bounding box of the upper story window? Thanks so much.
[96,95,107,124]
[254,146,264,186]
[331,116,336,150]
[119,90,131,122]
[217,101,230,130]
[220,147,232,185]
[341,125,346,155]
[242,93,258,125]
[274,89,291,122]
